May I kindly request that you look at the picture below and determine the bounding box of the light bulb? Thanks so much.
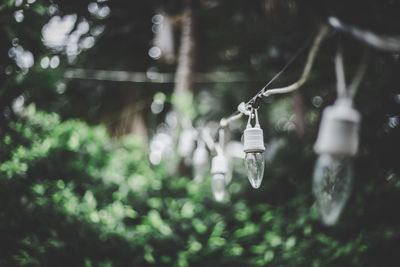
[192,142,208,183]
[243,111,265,189]
[244,151,265,189]
[313,101,360,226]
[313,154,352,226]
[210,154,228,201]
[211,173,226,202]
[224,158,233,185]
[178,128,195,158]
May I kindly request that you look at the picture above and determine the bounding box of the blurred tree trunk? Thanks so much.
[174,0,195,175]
[103,86,148,139]
[174,0,195,96]
[291,90,306,138]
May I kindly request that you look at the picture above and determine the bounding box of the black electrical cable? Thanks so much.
[227,34,313,119]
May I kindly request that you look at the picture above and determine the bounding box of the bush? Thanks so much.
[1,105,399,266]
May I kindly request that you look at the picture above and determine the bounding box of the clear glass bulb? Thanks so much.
[211,173,226,202]
[313,154,353,226]
[244,152,265,189]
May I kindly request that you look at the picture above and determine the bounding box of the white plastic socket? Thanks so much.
[243,126,265,153]
[211,154,228,174]
[314,102,361,156]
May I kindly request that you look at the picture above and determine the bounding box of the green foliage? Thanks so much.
[1,105,399,266]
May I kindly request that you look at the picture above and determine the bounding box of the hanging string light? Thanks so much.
[209,25,330,192]
[312,102,360,225]
[192,138,209,183]
[243,108,266,189]
[178,123,196,159]
[200,24,373,228]
[312,44,368,226]
[210,146,229,202]
[190,26,329,201]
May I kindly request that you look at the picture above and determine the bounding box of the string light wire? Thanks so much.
[335,42,347,99]
[348,47,369,99]
[334,43,369,101]
[328,16,400,52]
[219,25,330,129]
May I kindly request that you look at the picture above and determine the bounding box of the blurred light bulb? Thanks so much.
[313,100,360,226]
[224,158,233,185]
[313,154,352,226]
[193,141,208,183]
[211,173,226,202]
[243,109,265,189]
[178,128,195,158]
[211,154,228,202]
